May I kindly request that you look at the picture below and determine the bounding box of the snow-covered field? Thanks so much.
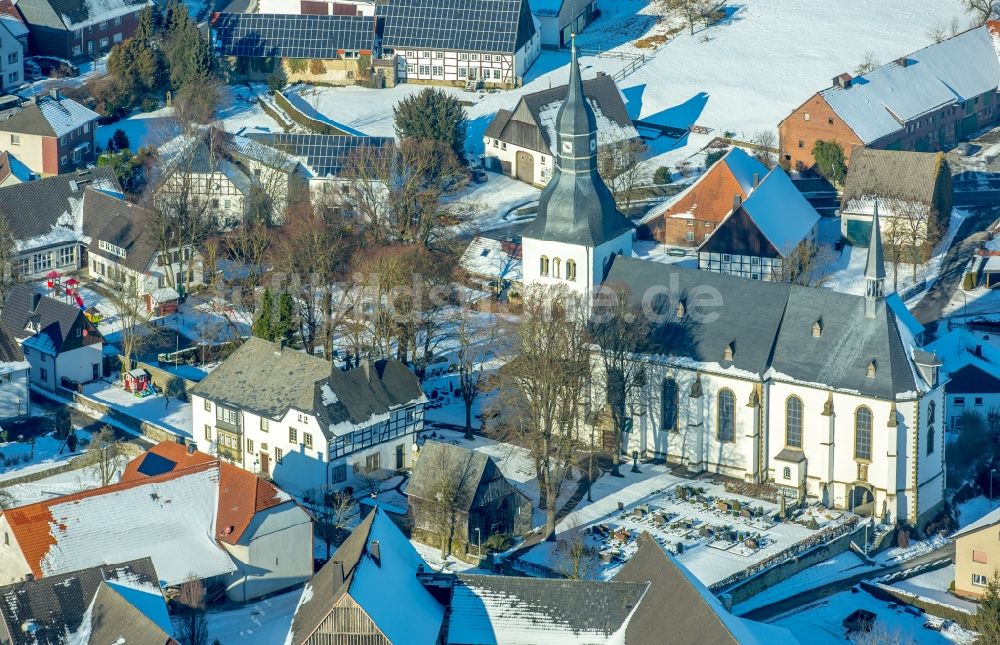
[771,589,976,644]
[889,564,978,615]
[205,588,300,644]
[80,378,192,438]
[517,462,854,587]
[0,430,91,483]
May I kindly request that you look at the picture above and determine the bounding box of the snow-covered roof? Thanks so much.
[886,293,924,341]
[36,96,101,138]
[926,327,1000,375]
[537,97,638,154]
[4,463,237,585]
[737,166,820,253]
[953,504,1000,538]
[820,25,1000,144]
[0,15,28,38]
[459,236,522,282]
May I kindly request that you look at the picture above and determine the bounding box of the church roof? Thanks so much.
[604,256,926,399]
[520,43,633,247]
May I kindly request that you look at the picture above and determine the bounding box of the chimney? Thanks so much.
[833,73,852,89]
[274,338,285,355]
[48,88,58,101]
[976,345,983,358]
[187,442,196,455]
[370,540,381,567]
[733,194,742,211]
[29,293,40,312]
[331,561,345,588]
[24,573,33,582]
[896,57,909,68]
[752,173,760,189]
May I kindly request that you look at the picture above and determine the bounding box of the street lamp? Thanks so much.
[475,528,482,558]
[991,468,997,506]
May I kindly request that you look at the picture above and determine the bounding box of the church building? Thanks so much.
[520,47,946,529]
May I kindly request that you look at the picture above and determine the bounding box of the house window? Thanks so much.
[493,70,501,80]
[432,66,443,76]
[928,400,936,422]
[40,368,47,382]
[973,573,989,587]
[204,399,211,412]
[435,51,443,58]
[927,426,935,455]
[99,20,107,29]
[722,254,731,263]
[4,71,14,84]
[304,432,313,449]
[87,41,94,53]
[204,425,212,440]
[566,259,577,281]
[973,550,989,564]
[261,418,269,432]
[73,45,81,55]
[855,406,873,461]
[289,427,298,443]
[275,447,284,464]
[406,64,415,74]
[783,466,791,480]
[113,32,122,43]
[247,438,254,454]
[9,134,18,146]
[661,378,678,431]
[798,140,804,148]
[7,52,16,64]
[418,65,430,75]
[459,52,469,60]
[975,397,984,406]
[332,463,347,483]
[955,397,966,406]
[539,255,549,277]
[686,231,695,242]
[803,113,810,121]
[99,37,108,48]
[827,117,834,125]
[717,389,735,442]
[33,252,52,274]
[57,247,75,267]
[458,67,467,78]
[114,15,122,25]
[219,407,238,425]
[785,395,803,448]
[365,452,380,472]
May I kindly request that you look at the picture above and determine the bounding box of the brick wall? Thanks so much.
[778,93,862,170]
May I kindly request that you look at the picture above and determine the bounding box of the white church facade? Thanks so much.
[519,47,946,529]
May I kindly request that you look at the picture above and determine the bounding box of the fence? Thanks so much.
[572,48,649,83]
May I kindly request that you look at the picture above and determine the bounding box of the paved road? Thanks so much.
[740,541,956,623]
[911,206,1000,325]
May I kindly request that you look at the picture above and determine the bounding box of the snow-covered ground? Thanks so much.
[889,564,978,615]
[95,107,180,154]
[876,534,951,566]
[2,460,119,506]
[205,588,300,644]
[957,495,997,528]
[771,589,976,644]
[80,378,191,438]
[734,552,876,615]
[0,429,93,484]
[516,462,853,587]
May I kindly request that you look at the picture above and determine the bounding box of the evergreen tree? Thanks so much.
[811,140,847,185]
[107,128,130,152]
[393,88,468,160]
[276,291,295,342]
[252,288,275,340]
[976,570,1000,644]
[133,6,160,44]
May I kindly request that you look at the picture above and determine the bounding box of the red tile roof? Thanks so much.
[662,161,747,224]
[121,442,291,545]
[5,462,214,579]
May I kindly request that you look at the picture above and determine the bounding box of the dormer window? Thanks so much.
[723,342,734,362]
[866,360,877,378]
[812,321,822,338]
[676,300,685,318]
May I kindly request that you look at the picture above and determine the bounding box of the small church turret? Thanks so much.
[865,200,887,317]
[519,36,634,299]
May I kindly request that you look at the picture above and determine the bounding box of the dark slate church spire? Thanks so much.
[519,36,632,247]
[865,200,886,301]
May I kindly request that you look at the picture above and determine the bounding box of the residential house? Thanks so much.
[0,17,23,91]
[286,508,794,644]
[458,234,521,297]
[953,506,1000,598]
[927,328,1000,432]
[532,0,596,48]
[778,22,1000,169]
[0,326,29,420]
[0,444,312,601]
[696,163,821,281]
[0,91,98,176]
[0,150,33,185]
[0,166,121,279]
[120,441,314,601]
[190,337,427,496]
[483,71,638,185]
[8,0,152,61]
[647,148,769,248]
[407,441,532,554]
[840,147,952,248]
[83,188,203,312]
[213,0,541,88]
[0,285,103,391]
[285,507,446,645]
[522,50,946,528]
[156,128,309,227]
[257,0,377,15]
[0,558,176,645]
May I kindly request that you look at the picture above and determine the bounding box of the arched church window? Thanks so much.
[540,256,549,277]
[928,401,935,424]
[717,389,735,442]
[662,378,678,431]
[785,395,803,448]
[855,406,873,461]
[553,258,561,279]
[927,426,935,455]
[566,260,577,281]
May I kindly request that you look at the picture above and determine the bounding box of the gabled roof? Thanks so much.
[121,441,294,545]
[953,504,1000,538]
[698,164,819,258]
[654,148,768,224]
[819,24,1000,144]
[378,0,536,54]
[0,284,102,355]
[604,256,926,399]
[459,235,522,282]
[926,328,1000,394]
[484,74,637,155]
[615,533,797,645]
[447,574,646,644]
[408,440,529,513]
[0,167,120,247]
[2,462,237,584]
[82,188,162,273]
[211,13,377,58]
[13,0,151,31]
[287,508,445,645]
[0,558,174,645]
[316,358,427,435]
[0,151,33,184]
[842,147,944,217]
[244,132,394,179]
[0,94,99,138]
[0,325,23,364]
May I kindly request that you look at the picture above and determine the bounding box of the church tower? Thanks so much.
[519,38,634,300]
[865,200,887,317]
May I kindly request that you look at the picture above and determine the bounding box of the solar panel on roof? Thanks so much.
[212,13,376,59]
[136,453,178,477]
[377,0,527,54]
[245,133,394,178]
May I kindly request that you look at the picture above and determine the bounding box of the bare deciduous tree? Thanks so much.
[421,443,480,558]
[965,0,1000,25]
[554,519,598,579]
[87,426,127,486]
[854,50,879,76]
[108,272,157,374]
[302,486,356,560]
[661,0,714,35]
[175,576,210,645]
[354,465,392,498]
[750,130,777,169]
[455,308,500,440]
[0,217,20,303]
[597,139,649,214]
[496,285,589,539]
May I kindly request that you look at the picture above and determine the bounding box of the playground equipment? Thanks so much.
[123,368,156,397]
